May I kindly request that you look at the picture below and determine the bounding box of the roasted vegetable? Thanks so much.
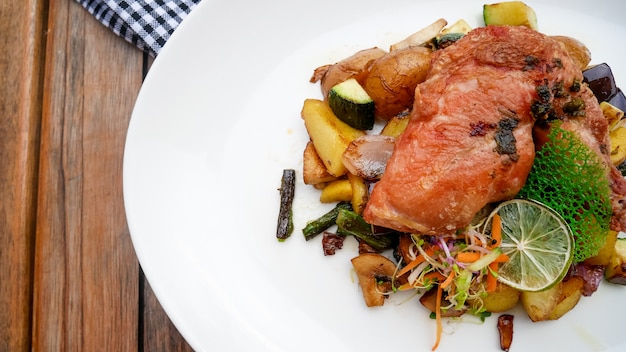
[520,284,560,322]
[347,172,368,215]
[302,201,352,241]
[583,63,618,103]
[311,47,386,99]
[605,237,626,285]
[351,253,396,307]
[328,78,375,130]
[302,141,337,186]
[380,112,410,137]
[479,282,520,313]
[483,1,538,30]
[301,99,365,177]
[551,35,591,71]
[276,169,296,241]
[610,127,626,166]
[549,276,584,320]
[319,179,352,203]
[342,134,395,180]
[585,230,619,266]
[497,314,514,352]
[389,18,447,51]
[363,45,432,120]
[336,208,393,251]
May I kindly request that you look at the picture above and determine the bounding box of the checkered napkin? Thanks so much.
[77,0,201,56]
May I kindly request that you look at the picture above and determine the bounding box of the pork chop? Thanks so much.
[363,25,584,235]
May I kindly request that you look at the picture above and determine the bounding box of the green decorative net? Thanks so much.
[518,123,612,263]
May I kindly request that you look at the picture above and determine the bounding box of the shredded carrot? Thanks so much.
[424,271,446,283]
[432,270,455,351]
[486,214,503,292]
[486,261,499,292]
[455,251,509,263]
[397,255,426,277]
[492,213,502,247]
[397,246,437,277]
[440,270,455,289]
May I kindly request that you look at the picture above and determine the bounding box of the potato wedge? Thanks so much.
[601,101,625,130]
[605,238,626,285]
[347,172,368,215]
[303,141,337,186]
[380,113,410,137]
[302,99,365,177]
[480,282,520,313]
[319,179,352,203]
[609,126,626,166]
[585,230,619,266]
[549,276,584,320]
[520,284,560,322]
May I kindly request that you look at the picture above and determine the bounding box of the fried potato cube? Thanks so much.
[549,276,584,320]
[481,282,520,313]
[319,179,352,203]
[520,284,560,322]
[301,99,365,177]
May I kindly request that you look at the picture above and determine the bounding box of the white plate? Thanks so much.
[123,1,626,351]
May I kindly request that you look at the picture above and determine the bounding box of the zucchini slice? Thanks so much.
[483,1,538,30]
[328,78,375,130]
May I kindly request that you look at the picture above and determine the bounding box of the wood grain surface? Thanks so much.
[1,0,193,350]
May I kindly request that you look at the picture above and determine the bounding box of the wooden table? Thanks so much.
[1,0,193,350]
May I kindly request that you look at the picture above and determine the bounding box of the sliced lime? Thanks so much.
[484,199,574,292]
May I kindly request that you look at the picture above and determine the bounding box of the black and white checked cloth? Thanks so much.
[77,0,202,56]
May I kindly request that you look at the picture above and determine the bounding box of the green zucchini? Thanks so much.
[327,78,375,130]
[483,1,538,30]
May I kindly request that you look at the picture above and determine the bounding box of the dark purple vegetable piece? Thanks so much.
[583,63,617,103]
[608,88,626,113]
[276,169,296,241]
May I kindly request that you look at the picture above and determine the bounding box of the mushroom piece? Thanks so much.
[351,253,397,307]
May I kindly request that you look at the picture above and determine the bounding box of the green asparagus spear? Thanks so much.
[276,169,296,241]
[302,201,352,241]
[335,208,393,251]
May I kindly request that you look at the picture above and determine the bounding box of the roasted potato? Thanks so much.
[380,112,410,137]
[301,99,365,177]
[480,282,520,313]
[610,126,626,166]
[520,284,560,322]
[584,230,619,266]
[363,46,432,120]
[319,179,352,203]
[347,172,368,215]
[605,237,626,285]
[311,47,387,100]
[302,141,337,186]
[549,276,584,320]
[551,35,592,71]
